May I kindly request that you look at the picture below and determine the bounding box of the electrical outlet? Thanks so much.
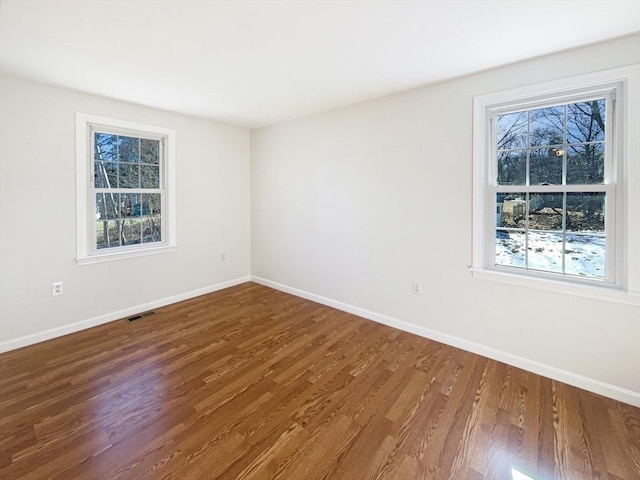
[52,281,63,296]
[221,253,226,262]
[411,281,421,295]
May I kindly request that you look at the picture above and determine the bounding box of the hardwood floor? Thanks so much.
[0,282,638,480]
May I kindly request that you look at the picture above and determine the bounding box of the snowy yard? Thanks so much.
[496,231,605,278]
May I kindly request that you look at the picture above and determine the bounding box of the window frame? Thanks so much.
[471,65,640,306]
[76,113,177,265]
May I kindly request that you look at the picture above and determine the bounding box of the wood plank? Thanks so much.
[0,282,638,480]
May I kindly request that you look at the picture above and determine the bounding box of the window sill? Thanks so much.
[76,245,177,266]
[470,267,640,306]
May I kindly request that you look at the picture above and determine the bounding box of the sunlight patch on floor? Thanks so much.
[512,468,540,480]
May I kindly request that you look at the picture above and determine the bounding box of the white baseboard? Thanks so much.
[0,276,251,354]
[251,275,640,407]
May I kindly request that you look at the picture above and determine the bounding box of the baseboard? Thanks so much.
[0,276,251,354]
[251,275,640,407]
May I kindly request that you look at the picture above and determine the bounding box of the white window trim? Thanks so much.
[76,113,177,265]
[471,65,640,306]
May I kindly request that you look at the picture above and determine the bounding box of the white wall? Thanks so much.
[251,34,640,404]
[0,76,251,349]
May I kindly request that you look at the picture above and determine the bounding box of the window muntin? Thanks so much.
[92,128,165,251]
[490,94,613,283]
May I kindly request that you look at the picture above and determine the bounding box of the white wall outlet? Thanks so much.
[52,281,63,296]
[221,253,226,262]
[411,281,421,295]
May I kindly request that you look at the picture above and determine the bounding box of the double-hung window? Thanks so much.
[76,114,176,264]
[472,66,639,304]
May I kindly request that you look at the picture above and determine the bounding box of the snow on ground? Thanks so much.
[496,231,605,278]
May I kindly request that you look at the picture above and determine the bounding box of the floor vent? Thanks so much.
[126,311,156,322]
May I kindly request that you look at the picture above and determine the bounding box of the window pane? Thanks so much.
[95,161,118,188]
[564,234,605,278]
[155,217,162,242]
[530,147,562,185]
[118,136,139,163]
[94,133,117,161]
[96,193,119,220]
[122,218,142,245]
[529,106,564,147]
[142,217,161,243]
[495,230,526,268]
[497,150,526,185]
[141,139,160,164]
[566,192,605,232]
[566,143,604,184]
[530,193,563,231]
[132,193,145,217]
[132,202,148,216]
[496,112,527,150]
[96,219,120,249]
[120,193,141,217]
[567,100,605,144]
[140,164,160,188]
[527,231,563,273]
[118,164,140,188]
[499,193,527,228]
[144,193,162,216]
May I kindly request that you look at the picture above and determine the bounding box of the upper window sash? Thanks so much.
[90,126,167,190]
[487,91,615,188]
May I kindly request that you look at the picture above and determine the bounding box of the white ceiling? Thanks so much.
[1,0,639,128]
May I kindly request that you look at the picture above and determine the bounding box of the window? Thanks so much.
[494,97,611,280]
[76,114,176,264]
[472,66,640,304]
